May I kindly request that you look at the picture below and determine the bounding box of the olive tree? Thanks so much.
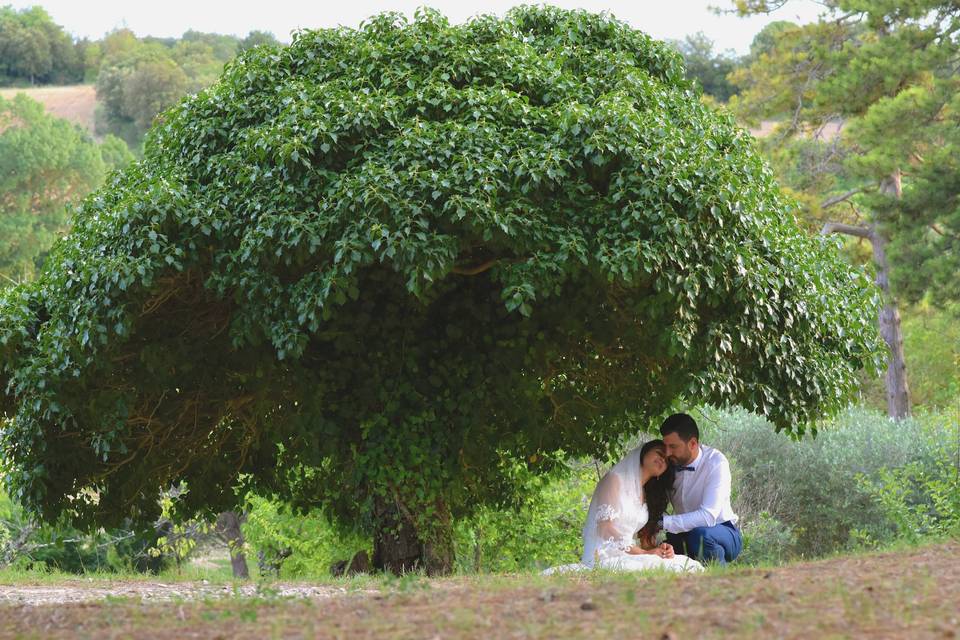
[0,8,881,574]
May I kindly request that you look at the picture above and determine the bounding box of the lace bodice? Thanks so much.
[581,457,649,566]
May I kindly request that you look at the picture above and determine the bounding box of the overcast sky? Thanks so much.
[9,1,826,54]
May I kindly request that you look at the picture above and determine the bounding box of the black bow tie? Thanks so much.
[675,465,695,472]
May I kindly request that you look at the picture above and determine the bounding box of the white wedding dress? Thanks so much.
[544,446,703,575]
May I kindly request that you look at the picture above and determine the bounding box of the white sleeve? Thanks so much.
[662,457,731,533]
[592,473,633,556]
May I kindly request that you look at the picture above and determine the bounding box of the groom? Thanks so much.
[659,413,742,564]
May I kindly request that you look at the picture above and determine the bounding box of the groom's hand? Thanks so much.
[658,543,675,559]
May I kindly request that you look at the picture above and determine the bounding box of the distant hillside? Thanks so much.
[0,84,838,146]
[0,85,97,138]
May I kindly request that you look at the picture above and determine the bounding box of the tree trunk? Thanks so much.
[871,233,911,419]
[822,214,911,419]
[371,497,454,576]
[876,170,911,419]
[216,511,250,579]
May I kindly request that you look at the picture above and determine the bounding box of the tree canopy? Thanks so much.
[731,0,960,306]
[669,32,739,103]
[0,7,880,572]
[0,93,132,285]
[0,6,82,85]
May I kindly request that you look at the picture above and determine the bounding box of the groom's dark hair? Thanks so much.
[659,413,699,441]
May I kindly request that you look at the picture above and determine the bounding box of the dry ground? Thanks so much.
[0,85,97,135]
[0,541,958,639]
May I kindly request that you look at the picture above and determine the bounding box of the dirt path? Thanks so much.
[1,541,957,639]
[0,581,373,606]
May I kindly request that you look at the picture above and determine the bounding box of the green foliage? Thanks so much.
[0,93,120,285]
[669,32,739,103]
[453,462,597,572]
[737,511,797,565]
[91,28,272,148]
[0,7,881,564]
[0,6,83,85]
[94,43,187,148]
[119,59,189,131]
[238,31,280,53]
[0,13,277,106]
[742,20,797,65]
[0,488,162,573]
[242,494,368,577]
[701,405,950,556]
[858,415,960,542]
[730,1,960,306]
[147,484,213,570]
[98,133,135,172]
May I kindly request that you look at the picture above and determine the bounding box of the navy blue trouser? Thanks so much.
[666,521,742,564]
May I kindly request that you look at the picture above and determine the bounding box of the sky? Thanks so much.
[8,0,827,55]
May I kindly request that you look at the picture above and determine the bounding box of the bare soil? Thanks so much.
[0,85,97,135]
[0,541,957,639]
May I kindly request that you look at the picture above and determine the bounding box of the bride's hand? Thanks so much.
[629,544,674,558]
[626,545,652,555]
[627,545,666,557]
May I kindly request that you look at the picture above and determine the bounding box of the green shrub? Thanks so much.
[0,490,161,573]
[738,511,797,565]
[700,405,951,558]
[857,415,960,542]
[453,462,597,573]
[241,495,368,578]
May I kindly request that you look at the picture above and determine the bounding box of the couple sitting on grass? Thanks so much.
[546,413,741,575]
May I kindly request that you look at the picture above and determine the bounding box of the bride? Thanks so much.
[545,440,703,574]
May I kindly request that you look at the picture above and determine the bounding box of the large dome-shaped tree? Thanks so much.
[0,7,880,574]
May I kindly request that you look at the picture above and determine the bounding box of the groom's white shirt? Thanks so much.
[662,444,738,534]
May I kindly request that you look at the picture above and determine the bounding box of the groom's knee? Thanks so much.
[686,526,726,563]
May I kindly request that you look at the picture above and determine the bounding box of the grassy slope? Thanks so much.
[0,85,97,136]
[0,540,957,639]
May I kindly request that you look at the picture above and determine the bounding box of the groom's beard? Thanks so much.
[668,453,692,466]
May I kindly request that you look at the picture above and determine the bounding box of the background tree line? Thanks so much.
[0,5,279,286]
[0,93,131,285]
[91,27,278,147]
[0,5,84,84]
[1,5,278,147]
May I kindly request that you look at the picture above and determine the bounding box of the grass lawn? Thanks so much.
[0,539,957,638]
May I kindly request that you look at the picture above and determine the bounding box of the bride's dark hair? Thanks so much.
[639,439,674,541]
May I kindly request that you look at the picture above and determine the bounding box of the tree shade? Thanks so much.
[0,7,881,573]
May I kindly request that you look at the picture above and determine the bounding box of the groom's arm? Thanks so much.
[661,458,731,534]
